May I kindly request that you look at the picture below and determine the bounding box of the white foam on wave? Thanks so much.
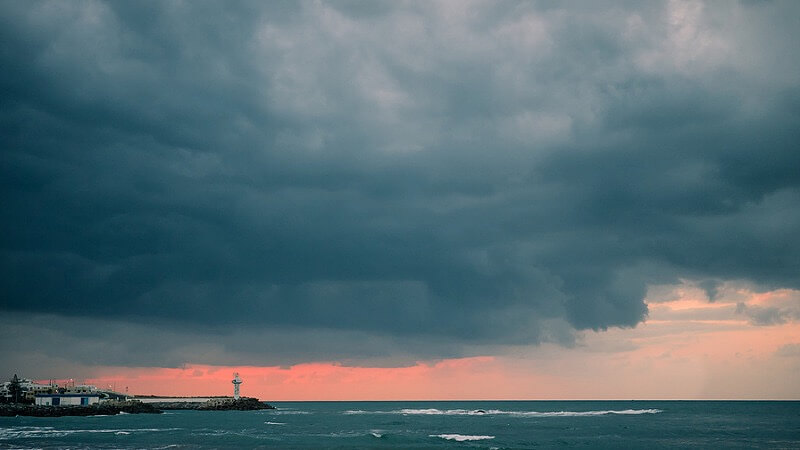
[322,431,364,438]
[370,430,385,438]
[271,410,310,415]
[400,408,488,415]
[345,408,483,415]
[513,408,663,417]
[0,427,182,440]
[344,408,662,417]
[265,421,286,425]
[402,408,454,415]
[431,434,495,442]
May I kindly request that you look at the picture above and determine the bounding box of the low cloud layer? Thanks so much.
[2,1,799,368]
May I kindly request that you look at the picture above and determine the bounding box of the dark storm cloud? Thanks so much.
[698,279,721,302]
[736,301,800,326]
[1,0,799,366]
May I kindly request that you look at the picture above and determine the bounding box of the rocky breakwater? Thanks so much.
[149,397,275,411]
[0,400,162,417]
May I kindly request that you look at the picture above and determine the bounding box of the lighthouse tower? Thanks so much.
[232,372,242,400]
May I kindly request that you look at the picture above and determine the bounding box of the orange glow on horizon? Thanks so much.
[83,356,544,401]
[71,285,800,400]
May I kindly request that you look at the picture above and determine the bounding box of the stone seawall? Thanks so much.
[0,400,161,417]
[149,397,275,410]
[0,397,274,416]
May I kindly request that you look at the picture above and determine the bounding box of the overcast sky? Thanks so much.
[1,0,799,397]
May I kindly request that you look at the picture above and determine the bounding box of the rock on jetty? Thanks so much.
[0,400,161,417]
[148,397,274,411]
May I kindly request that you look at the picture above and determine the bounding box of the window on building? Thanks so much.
[52,397,60,406]
[81,397,88,405]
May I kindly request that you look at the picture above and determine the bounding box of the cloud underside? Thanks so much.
[1,1,799,366]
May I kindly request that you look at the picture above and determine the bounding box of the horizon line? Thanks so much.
[261,399,800,402]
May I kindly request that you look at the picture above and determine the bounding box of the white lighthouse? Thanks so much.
[232,372,242,400]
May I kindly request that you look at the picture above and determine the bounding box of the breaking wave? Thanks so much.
[514,409,663,417]
[431,434,495,441]
[0,426,182,440]
[269,409,310,415]
[344,408,662,417]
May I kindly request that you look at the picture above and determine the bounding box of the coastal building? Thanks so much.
[2,375,115,405]
[1,378,57,402]
[24,383,58,401]
[35,393,101,406]
[65,384,99,395]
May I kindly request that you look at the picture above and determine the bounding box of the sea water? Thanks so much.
[2,401,799,448]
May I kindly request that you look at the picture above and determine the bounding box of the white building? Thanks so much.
[35,393,100,406]
[1,378,57,402]
[66,384,98,394]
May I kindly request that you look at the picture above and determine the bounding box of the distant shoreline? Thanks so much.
[0,400,161,417]
[1,397,274,417]
[132,395,230,398]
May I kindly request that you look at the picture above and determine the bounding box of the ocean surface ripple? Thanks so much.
[1,401,798,449]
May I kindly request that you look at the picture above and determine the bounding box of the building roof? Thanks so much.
[35,393,101,397]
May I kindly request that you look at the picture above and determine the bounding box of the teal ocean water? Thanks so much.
[2,401,799,449]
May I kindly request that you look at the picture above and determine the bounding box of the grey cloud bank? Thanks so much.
[1,0,799,369]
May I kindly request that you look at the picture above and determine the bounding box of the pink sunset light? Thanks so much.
[77,284,800,401]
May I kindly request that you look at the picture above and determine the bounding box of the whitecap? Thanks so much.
[401,408,451,415]
[508,408,663,417]
[347,407,662,417]
[270,410,310,415]
[322,431,363,438]
[0,427,181,440]
[431,434,495,442]
[265,421,286,425]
